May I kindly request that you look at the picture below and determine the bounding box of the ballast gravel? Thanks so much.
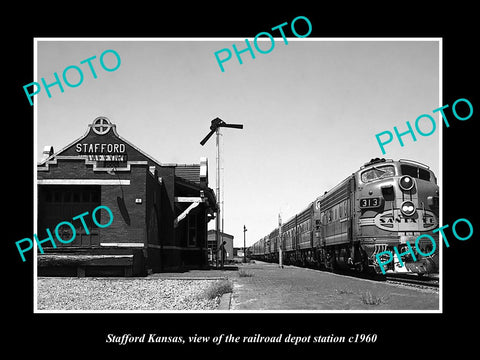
[37,277,222,311]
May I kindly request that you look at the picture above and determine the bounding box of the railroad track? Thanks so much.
[385,274,439,290]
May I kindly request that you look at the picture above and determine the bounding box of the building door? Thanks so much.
[38,185,101,247]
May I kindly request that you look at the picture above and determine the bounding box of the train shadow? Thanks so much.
[330,268,387,281]
[291,263,388,282]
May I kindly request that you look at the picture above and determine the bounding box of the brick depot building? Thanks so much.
[37,117,217,276]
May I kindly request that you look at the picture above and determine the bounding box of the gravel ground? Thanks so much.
[37,277,224,311]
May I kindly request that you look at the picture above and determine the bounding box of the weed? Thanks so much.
[361,290,389,305]
[202,280,233,300]
[238,269,254,278]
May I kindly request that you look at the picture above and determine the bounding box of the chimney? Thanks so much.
[42,146,54,161]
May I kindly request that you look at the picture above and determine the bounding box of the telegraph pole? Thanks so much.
[243,225,247,263]
[278,213,283,268]
[215,127,221,268]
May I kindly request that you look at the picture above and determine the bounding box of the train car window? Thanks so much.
[361,165,395,183]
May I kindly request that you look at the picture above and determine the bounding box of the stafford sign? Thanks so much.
[74,117,128,162]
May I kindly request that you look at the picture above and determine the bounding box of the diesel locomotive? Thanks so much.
[250,158,440,274]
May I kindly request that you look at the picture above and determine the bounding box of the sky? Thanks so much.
[36,38,440,248]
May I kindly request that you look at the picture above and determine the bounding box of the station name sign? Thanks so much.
[75,143,127,161]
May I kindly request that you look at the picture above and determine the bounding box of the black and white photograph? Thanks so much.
[7,5,478,354]
[33,38,441,313]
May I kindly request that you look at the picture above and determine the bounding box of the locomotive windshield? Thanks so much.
[361,165,395,183]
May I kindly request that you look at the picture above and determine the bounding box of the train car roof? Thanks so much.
[316,173,354,202]
[281,201,314,227]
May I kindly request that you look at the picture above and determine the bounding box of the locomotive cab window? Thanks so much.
[400,164,431,181]
[361,165,395,183]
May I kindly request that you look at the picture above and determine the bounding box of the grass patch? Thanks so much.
[238,269,254,277]
[201,280,233,300]
[361,290,389,305]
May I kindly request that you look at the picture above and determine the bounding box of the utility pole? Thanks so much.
[216,127,221,268]
[200,117,243,269]
[278,213,283,268]
[243,225,247,263]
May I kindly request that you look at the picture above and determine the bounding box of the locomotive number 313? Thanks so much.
[360,197,380,208]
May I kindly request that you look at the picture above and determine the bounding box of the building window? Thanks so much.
[188,214,197,247]
[38,185,101,247]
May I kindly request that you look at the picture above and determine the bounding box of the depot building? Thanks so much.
[37,116,217,276]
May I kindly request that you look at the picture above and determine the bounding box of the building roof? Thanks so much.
[39,117,209,187]
[175,164,201,185]
[207,230,234,239]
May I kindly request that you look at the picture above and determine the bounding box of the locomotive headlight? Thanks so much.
[399,175,414,191]
[400,200,416,216]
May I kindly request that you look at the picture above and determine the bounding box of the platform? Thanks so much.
[154,261,440,311]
